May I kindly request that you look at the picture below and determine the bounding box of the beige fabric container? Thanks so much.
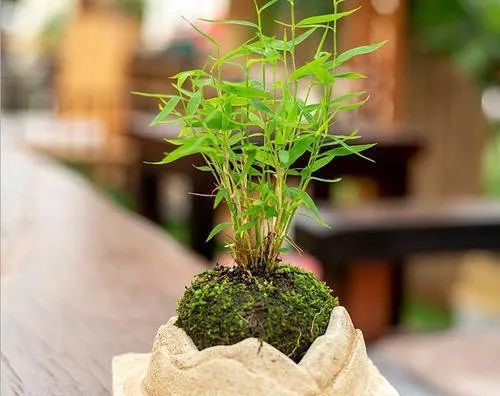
[113,306,398,396]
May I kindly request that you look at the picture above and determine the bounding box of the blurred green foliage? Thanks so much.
[62,160,136,211]
[402,297,454,330]
[411,0,500,86]
[483,123,500,197]
[163,219,190,246]
[119,0,144,19]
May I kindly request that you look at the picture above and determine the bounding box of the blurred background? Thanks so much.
[1,0,499,395]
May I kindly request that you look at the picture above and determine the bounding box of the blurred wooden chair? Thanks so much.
[295,199,500,339]
[46,4,139,189]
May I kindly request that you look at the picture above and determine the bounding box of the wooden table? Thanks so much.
[1,127,206,395]
[371,327,500,396]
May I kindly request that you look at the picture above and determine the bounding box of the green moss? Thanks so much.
[176,264,338,363]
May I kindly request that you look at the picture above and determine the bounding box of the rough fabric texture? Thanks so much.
[176,264,338,362]
[113,307,399,396]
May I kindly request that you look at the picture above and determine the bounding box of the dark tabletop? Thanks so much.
[295,199,500,262]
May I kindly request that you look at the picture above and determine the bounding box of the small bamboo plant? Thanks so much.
[137,0,383,272]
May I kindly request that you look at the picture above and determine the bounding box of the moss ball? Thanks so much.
[176,264,338,363]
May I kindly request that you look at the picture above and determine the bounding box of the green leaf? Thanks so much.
[312,65,333,83]
[173,84,195,97]
[330,91,366,105]
[309,139,370,173]
[206,222,231,241]
[237,221,257,234]
[242,145,257,174]
[334,41,386,67]
[158,135,213,164]
[248,112,266,129]
[324,143,375,157]
[255,149,274,165]
[247,166,262,176]
[311,155,334,172]
[205,111,224,130]
[164,138,184,145]
[219,81,267,98]
[290,55,332,82]
[251,100,272,113]
[199,19,258,29]
[336,96,370,112]
[131,91,172,99]
[215,43,252,65]
[272,27,318,51]
[259,0,279,13]
[278,150,290,164]
[213,187,227,208]
[187,90,202,115]
[299,191,327,227]
[194,165,212,172]
[263,205,278,219]
[287,187,329,228]
[182,16,219,48]
[321,141,376,163]
[150,96,180,126]
[335,72,367,79]
[172,69,208,88]
[310,176,342,183]
[297,7,361,27]
[288,135,314,165]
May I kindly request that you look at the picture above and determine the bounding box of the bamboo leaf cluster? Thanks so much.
[138,0,383,271]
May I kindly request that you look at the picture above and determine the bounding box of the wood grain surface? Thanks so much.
[1,125,206,395]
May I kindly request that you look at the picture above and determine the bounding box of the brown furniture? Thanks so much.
[50,6,140,188]
[341,0,407,126]
[295,200,500,333]
[56,8,138,136]
[1,131,206,394]
[371,327,500,395]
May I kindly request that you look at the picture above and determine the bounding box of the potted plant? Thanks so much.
[114,1,398,394]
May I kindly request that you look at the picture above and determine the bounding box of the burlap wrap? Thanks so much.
[113,306,399,396]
